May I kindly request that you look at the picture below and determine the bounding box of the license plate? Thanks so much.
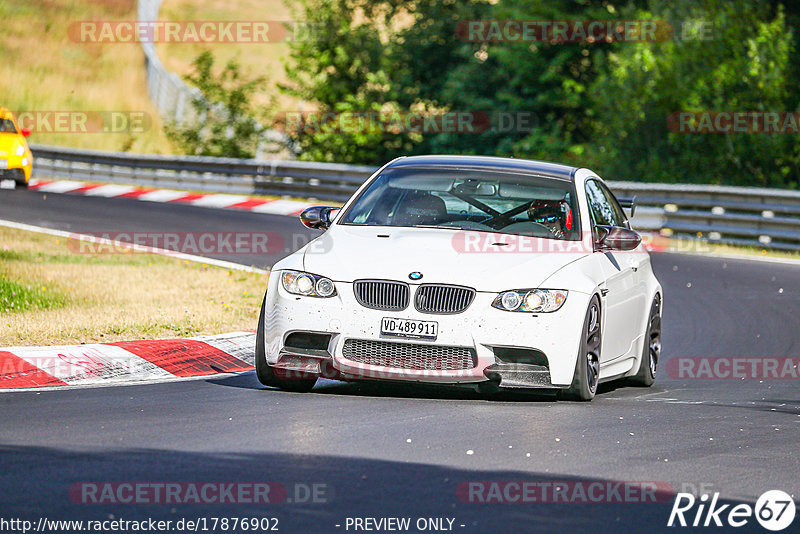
[0,160,7,169]
[381,318,438,340]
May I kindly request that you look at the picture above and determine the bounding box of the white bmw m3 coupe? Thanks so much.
[256,155,662,400]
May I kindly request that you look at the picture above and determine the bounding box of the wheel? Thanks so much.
[255,294,317,393]
[11,169,27,188]
[628,294,662,387]
[561,295,601,401]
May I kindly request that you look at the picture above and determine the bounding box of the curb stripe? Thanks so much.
[70,184,103,195]
[168,193,207,204]
[0,350,68,389]
[228,199,272,210]
[116,188,156,199]
[138,190,193,203]
[24,178,323,216]
[106,339,254,377]
[4,344,173,386]
[0,333,258,391]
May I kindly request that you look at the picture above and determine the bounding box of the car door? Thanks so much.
[599,181,649,337]
[585,180,642,362]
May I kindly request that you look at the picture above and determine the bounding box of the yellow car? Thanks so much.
[0,107,33,187]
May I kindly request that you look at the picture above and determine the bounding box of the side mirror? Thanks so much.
[595,225,641,251]
[617,196,636,217]
[300,206,340,230]
[20,128,31,137]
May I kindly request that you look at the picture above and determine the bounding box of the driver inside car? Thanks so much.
[527,200,572,239]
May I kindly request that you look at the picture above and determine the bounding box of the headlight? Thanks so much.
[492,289,568,313]
[15,144,25,156]
[281,270,337,297]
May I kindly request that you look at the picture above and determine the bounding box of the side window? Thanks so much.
[599,183,628,228]
[585,180,621,227]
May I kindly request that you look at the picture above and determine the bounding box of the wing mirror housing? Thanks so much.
[300,206,340,230]
[595,225,641,251]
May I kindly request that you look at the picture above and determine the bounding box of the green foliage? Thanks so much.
[280,0,413,162]
[586,0,800,186]
[166,51,267,159]
[281,0,800,186]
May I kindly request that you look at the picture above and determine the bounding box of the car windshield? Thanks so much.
[0,118,18,133]
[341,167,581,241]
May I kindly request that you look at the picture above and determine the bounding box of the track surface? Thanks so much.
[2,188,799,533]
[0,187,319,268]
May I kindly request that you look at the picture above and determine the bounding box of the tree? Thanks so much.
[585,0,800,187]
[166,51,267,159]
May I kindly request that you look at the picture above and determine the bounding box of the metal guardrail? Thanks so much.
[28,143,800,251]
[30,144,374,201]
[137,0,289,158]
[138,0,199,126]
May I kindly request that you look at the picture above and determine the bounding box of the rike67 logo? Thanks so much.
[668,490,796,531]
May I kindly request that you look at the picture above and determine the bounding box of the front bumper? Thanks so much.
[0,156,32,183]
[261,273,591,388]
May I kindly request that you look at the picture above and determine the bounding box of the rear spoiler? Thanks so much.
[617,195,636,217]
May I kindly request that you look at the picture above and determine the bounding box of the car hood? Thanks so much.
[301,225,590,292]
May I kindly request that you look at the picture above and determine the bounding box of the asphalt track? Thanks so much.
[1,187,799,533]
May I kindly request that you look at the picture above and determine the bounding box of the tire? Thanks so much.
[11,169,27,188]
[255,294,317,393]
[628,294,662,387]
[561,295,602,401]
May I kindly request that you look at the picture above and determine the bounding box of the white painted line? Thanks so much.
[0,179,15,189]
[190,194,251,208]
[0,219,269,274]
[251,199,312,215]
[137,189,190,203]
[83,184,137,197]
[35,180,86,193]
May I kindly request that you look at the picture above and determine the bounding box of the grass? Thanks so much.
[0,0,173,153]
[0,276,66,314]
[156,0,299,115]
[0,226,267,346]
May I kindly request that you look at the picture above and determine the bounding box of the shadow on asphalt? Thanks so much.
[0,445,769,534]
[206,371,662,404]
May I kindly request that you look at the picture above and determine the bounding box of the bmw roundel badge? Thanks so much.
[409,272,423,281]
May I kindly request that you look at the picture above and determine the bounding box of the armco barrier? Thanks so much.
[137,0,289,158]
[28,143,800,251]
